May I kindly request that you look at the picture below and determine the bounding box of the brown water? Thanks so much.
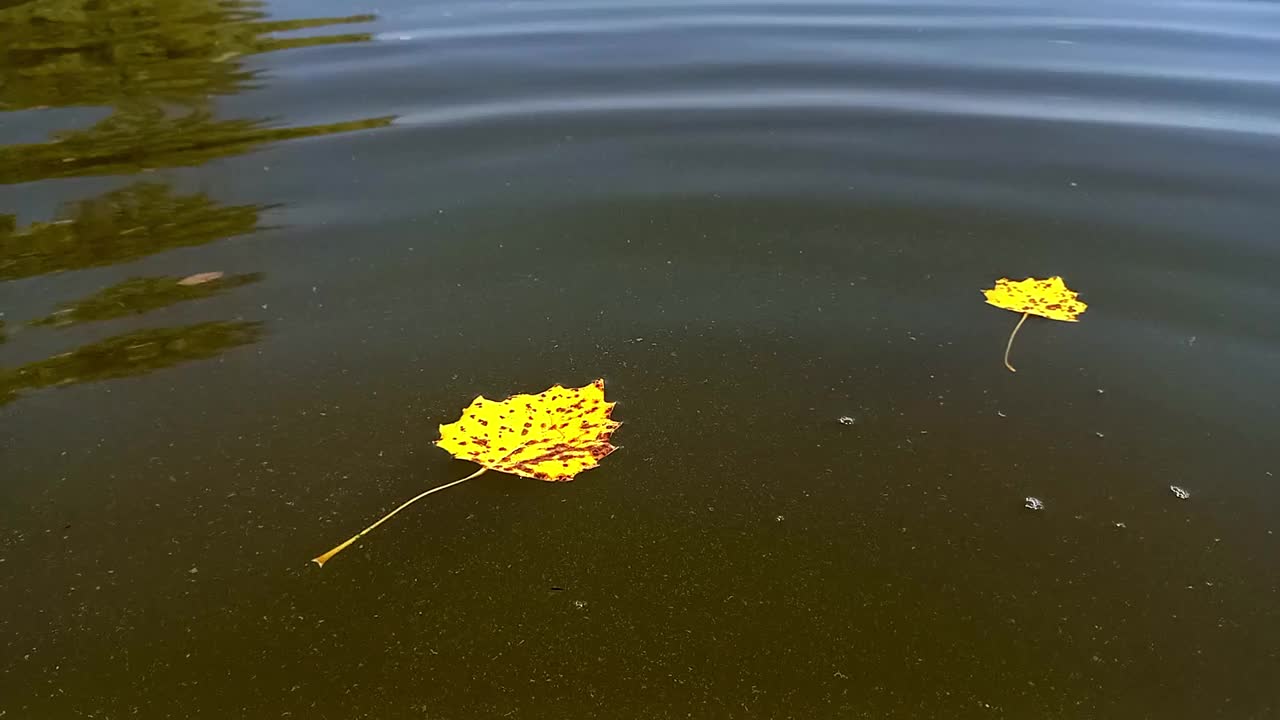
[2,1,1279,717]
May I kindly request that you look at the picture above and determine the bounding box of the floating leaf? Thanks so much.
[312,379,620,567]
[177,271,225,286]
[983,276,1087,322]
[435,379,620,481]
[982,276,1087,372]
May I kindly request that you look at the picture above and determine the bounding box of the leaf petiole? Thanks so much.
[311,466,488,567]
[1004,312,1030,373]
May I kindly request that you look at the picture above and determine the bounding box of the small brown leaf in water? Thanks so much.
[177,272,225,286]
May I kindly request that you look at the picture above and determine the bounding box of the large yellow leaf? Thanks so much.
[436,379,620,481]
[312,379,620,567]
[981,276,1087,372]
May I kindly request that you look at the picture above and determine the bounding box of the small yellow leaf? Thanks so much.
[982,276,1087,322]
[436,379,620,481]
[981,276,1087,372]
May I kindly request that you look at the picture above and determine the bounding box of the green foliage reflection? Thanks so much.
[0,110,394,184]
[0,0,373,111]
[0,0,388,403]
[0,322,264,405]
[1,182,268,281]
[31,273,262,327]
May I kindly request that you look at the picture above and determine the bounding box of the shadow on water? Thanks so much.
[0,0,394,404]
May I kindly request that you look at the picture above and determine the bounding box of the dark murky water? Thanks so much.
[2,1,1279,717]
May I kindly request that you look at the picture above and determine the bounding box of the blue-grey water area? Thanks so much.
[1,1,1278,717]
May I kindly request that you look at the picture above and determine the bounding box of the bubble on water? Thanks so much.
[1024,497,1045,511]
[837,416,855,426]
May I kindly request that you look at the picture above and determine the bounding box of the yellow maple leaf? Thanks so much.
[435,378,620,481]
[313,379,620,567]
[982,276,1087,372]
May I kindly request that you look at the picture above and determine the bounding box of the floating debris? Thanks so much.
[1024,497,1045,511]
[177,271,225,286]
[837,416,855,426]
[1170,485,1191,500]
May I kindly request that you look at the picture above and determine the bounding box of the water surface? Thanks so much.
[2,0,1278,717]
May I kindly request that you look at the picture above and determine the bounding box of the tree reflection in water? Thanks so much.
[0,322,264,405]
[0,0,393,403]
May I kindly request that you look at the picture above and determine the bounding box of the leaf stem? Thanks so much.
[311,466,488,567]
[1004,312,1030,373]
